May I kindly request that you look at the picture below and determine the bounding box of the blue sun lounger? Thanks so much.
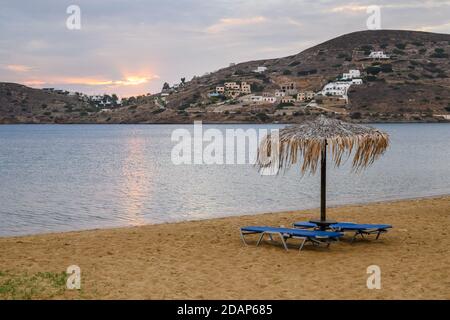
[240,226,343,251]
[293,222,392,243]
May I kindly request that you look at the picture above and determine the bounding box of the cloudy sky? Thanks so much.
[1,0,449,97]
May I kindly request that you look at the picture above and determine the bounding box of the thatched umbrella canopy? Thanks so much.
[257,115,389,229]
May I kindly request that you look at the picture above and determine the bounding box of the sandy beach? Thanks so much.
[0,195,449,300]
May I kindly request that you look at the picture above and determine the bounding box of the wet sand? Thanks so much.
[0,195,449,299]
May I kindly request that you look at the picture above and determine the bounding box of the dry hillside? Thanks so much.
[1,30,450,124]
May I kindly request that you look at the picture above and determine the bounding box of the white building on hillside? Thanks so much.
[247,95,276,104]
[275,90,286,97]
[369,51,390,59]
[250,96,263,103]
[224,82,240,90]
[342,69,361,80]
[351,79,363,85]
[222,82,251,95]
[297,91,315,102]
[262,96,277,103]
[281,82,297,95]
[241,82,251,94]
[321,81,352,97]
[90,95,104,102]
[253,66,268,73]
[216,86,225,93]
[281,96,296,104]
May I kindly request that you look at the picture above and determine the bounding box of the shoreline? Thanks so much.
[1,193,449,240]
[0,195,449,299]
[1,120,450,125]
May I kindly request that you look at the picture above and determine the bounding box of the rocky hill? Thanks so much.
[1,30,450,124]
[0,83,161,124]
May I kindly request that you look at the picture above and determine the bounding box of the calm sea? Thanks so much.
[0,123,449,237]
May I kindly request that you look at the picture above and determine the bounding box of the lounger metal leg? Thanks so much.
[376,231,381,240]
[256,233,265,247]
[277,232,289,251]
[255,232,289,251]
[298,238,307,252]
[351,232,357,244]
[240,229,248,246]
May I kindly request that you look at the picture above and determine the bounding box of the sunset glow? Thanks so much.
[21,74,160,96]
[56,75,158,87]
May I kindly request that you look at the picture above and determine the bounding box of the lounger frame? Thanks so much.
[344,228,389,243]
[240,229,337,252]
[293,222,390,243]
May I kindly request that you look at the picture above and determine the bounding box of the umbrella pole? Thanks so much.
[320,140,327,223]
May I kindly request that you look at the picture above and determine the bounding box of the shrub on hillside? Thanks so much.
[380,64,393,73]
[360,45,373,55]
[252,84,264,92]
[336,53,350,59]
[288,61,301,67]
[366,66,381,75]
[430,48,449,58]
[152,108,165,114]
[297,69,317,76]
[277,102,294,108]
[393,48,405,55]
[256,112,270,122]
[350,112,362,119]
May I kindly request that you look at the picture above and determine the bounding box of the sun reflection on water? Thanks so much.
[120,134,152,226]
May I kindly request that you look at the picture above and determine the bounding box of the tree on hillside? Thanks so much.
[162,82,170,91]
[180,77,186,85]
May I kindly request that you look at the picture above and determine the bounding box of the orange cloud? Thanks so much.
[5,64,33,72]
[418,21,450,32]
[330,1,450,13]
[23,80,46,86]
[38,74,159,87]
[207,16,267,33]
[330,5,368,13]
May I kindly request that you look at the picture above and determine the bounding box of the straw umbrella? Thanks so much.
[257,115,389,230]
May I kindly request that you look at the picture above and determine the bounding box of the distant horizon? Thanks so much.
[1,0,450,97]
